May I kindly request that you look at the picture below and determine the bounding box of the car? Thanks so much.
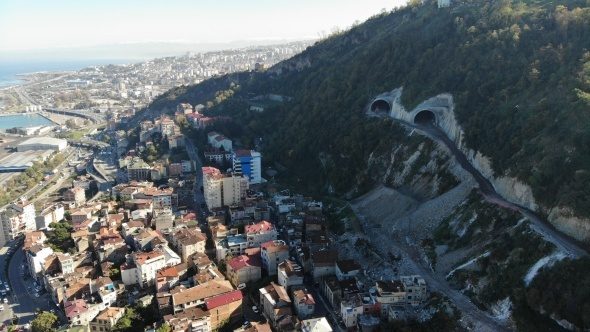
[252,305,259,314]
[0,305,4,311]
[2,298,6,303]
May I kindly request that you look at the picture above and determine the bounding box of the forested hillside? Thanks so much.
[150,0,590,221]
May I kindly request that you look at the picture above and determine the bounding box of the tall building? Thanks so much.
[0,198,36,246]
[202,167,248,210]
[232,150,262,184]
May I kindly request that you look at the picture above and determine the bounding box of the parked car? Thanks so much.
[2,298,7,303]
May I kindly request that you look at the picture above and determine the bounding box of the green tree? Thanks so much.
[156,324,172,332]
[31,311,58,332]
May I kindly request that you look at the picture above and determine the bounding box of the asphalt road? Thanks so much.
[414,121,588,258]
[8,247,57,325]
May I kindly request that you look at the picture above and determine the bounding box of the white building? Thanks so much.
[121,250,167,288]
[17,137,67,152]
[261,240,289,276]
[207,132,233,152]
[278,260,304,290]
[245,220,277,248]
[0,199,36,246]
[202,167,248,210]
[35,204,65,230]
[215,234,248,261]
[300,317,333,332]
[26,245,54,280]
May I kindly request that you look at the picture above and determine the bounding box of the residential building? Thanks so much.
[207,132,233,152]
[311,249,338,279]
[171,279,234,313]
[335,259,362,281]
[277,260,304,290]
[401,275,428,306]
[245,220,277,248]
[64,299,101,326]
[232,149,262,184]
[205,290,243,330]
[170,227,206,262]
[226,254,261,287]
[340,293,377,329]
[292,288,315,319]
[164,307,211,332]
[374,280,406,316]
[90,277,117,307]
[121,250,166,288]
[25,244,54,280]
[127,157,151,181]
[35,204,65,230]
[177,103,193,114]
[259,282,292,326]
[300,317,333,332]
[260,240,289,276]
[215,234,247,261]
[64,187,86,206]
[202,167,248,210]
[89,307,125,332]
[23,230,46,251]
[0,198,36,245]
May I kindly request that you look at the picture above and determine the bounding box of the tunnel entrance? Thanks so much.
[414,110,436,125]
[370,99,391,113]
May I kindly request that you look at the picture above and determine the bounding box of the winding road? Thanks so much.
[408,119,587,258]
[358,111,589,331]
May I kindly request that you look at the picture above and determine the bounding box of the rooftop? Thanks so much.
[245,220,274,235]
[205,289,243,309]
[171,280,233,306]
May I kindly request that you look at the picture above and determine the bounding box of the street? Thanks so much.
[7,247,58,325]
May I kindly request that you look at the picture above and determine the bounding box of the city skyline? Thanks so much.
[0,0,408,53]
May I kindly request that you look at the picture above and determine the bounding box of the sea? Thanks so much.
[0,59,132,88]
[0,113,55,130]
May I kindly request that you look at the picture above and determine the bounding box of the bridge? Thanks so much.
[68,138,110,150]
[43,108,104,124]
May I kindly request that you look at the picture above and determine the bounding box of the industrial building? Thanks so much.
[0,150,53,172]
[17,137,68,152]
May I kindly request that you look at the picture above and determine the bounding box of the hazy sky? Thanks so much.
[0,0,408,52]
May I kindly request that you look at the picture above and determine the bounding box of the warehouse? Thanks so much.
[0,150,53,172]
[17,137,68,152]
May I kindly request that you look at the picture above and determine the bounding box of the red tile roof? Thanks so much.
[245,220,274,234]
[228,254,261,271]
[64,299,88,318]
[205,290,243,310]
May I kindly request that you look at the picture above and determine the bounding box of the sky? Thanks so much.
[0,0,408,54]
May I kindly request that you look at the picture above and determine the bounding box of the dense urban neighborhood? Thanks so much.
[0,100,434,332]
[3,0,590,331]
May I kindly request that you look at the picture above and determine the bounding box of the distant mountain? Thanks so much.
[152,0,590,230]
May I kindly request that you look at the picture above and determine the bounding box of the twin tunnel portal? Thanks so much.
[370,98,436,126]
